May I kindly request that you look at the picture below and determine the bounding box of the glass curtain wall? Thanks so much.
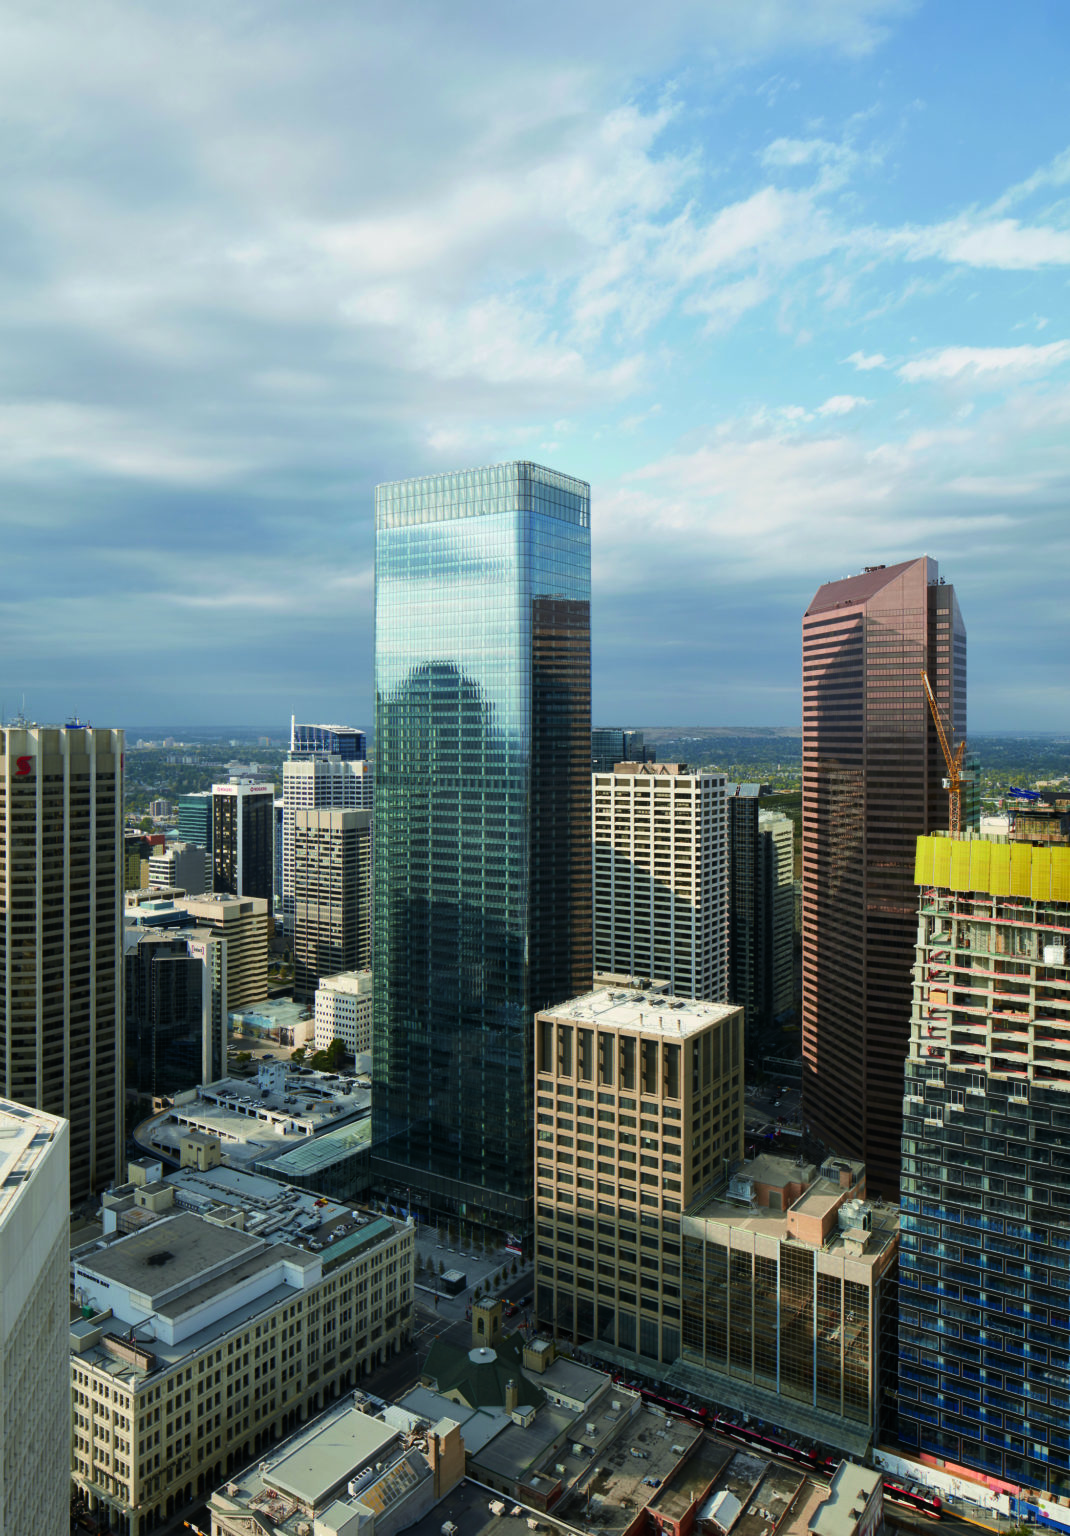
[372,462,590,1233]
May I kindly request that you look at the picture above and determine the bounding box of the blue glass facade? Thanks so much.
[371,462,591,1233]
[178,792,212,851]
[291,722,367,760]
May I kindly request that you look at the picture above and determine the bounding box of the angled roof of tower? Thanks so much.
[805,557,929,617]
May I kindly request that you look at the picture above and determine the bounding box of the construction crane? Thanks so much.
[922,670,968,833]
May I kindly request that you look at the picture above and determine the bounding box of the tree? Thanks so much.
[290,1046,307,1063]
[138,815,154,832]
[326,1037,347,1069]
[437,1258,445,1276]
[510,1259,518,1277]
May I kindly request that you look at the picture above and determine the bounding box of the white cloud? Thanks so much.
[898,341,1070,383]
[845,349,887,370]
[817,394,871,415]
[761,137,840,168]
[592,375,1070,613]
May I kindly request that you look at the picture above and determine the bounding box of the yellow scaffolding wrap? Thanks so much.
[915,836,1070,901]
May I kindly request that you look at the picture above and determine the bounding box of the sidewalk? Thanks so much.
[413,1230,528,1303]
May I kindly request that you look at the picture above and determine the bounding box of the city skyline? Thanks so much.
[0,3,1067,729]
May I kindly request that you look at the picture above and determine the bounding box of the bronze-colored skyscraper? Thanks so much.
[801,558,965,1196]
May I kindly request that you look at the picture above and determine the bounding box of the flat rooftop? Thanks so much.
[685,1155,895,1266]
[536,1355,608,1405]
[540,988,741,1038]
[684,1192,898,1266]
[139,1070,369,1171]
[550,1406,703,1536]
[259,1115,372,1178]
[405,1478,582,1536]
[210,1398,450,1536]
[229,998,311,1034]
[163,1163,356,1239]
[267,1407,398,1504]
[809,1463,882,1536]
[0,1098,65,1226]
[736,1153,817,1189]
[73,1209,261,1304]
[316,970,372,997]
[106,1163,402,1261]
[644,1436,731,1521]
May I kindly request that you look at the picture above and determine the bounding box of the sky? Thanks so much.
[1,0,1069,731]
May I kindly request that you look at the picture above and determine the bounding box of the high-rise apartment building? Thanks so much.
[0,724,123,1196]
[177,791,212,852]
[293,807,372,1001]
[899,833,1070,1497]
[0,1100,69,1536]
[801,558,965,1196]
[593,762,728,1001]
[281,750,373,935]
[212,779,274,903]
[372,461,591,1238]
[728,790,795,1041]
[534,987,744,1365]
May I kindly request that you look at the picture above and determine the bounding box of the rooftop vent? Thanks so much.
[146,1250,174,1267]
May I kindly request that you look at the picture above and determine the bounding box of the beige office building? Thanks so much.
[70,1163,413,1535]
[593,762,729,1001]
[0,724,123,1196]
[182,893,269,1014]
[293,807,372,1001]
[534,987,744,1366]
[282,754,373,934]
[0,1100,69,1536]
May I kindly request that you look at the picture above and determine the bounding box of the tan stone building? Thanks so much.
[534,986,744,1365]
[183,892,269,1013]
[293,807,372,1001]
[70,1162,413,1535]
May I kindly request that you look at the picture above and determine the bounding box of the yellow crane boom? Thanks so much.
[922,670,967,833]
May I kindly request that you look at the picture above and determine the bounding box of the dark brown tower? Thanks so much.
[801,557,965,1196]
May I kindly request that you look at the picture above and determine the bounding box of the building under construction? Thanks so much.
[899,830,1070,1497]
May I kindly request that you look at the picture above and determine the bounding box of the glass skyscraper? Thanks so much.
[372,462,591,1238]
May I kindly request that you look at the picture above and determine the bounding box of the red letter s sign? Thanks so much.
[14,756,31,777]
